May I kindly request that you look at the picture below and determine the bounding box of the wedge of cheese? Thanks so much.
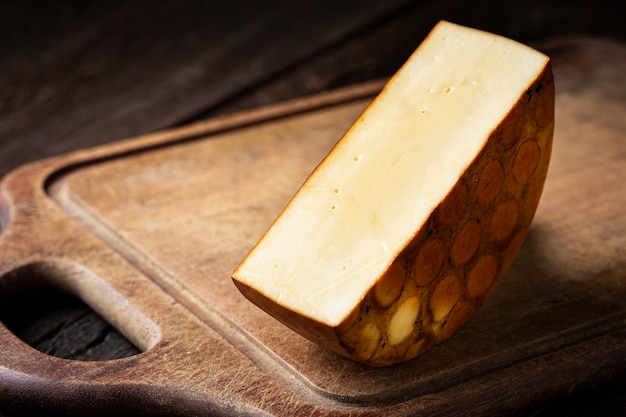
[232,21,554,366]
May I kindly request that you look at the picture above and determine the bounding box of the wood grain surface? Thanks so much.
[1,1,625,416]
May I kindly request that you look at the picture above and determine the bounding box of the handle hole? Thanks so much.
[0,261,160,361]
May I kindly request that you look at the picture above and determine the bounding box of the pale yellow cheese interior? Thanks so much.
[234,21,549,327]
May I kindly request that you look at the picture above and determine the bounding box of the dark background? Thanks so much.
[1,0,625,415]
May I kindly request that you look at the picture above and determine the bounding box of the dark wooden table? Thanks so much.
[1,1,624,415]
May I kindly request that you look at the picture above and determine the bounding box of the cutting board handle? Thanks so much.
[0,166,282,416]
[0,259,162,353]
[0,258,275,416]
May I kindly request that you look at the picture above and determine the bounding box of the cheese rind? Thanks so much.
[232,21,554,366]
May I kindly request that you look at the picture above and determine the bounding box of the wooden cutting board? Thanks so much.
[0,37,625,416]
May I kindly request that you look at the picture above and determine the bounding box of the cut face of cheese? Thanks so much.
[232,20,554,366]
